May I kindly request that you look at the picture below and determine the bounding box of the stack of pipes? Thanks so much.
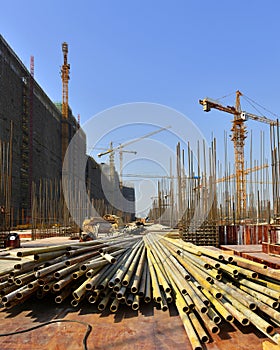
[150,234,280,348]
[0,233,279,349]
[0,235,141,310]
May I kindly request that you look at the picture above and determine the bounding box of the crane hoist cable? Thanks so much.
[242,94,280,120]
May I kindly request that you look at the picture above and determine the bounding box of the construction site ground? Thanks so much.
[0,235,279,350]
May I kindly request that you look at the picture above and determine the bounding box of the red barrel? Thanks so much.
[5,233,20,248]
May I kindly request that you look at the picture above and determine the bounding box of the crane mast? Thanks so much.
[232,90,247,222]
[199,90,277,223]
[61,42,70,165]
[61,42,70,119]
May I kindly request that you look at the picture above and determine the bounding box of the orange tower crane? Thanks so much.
[61,42,70,119]
[61,42,70,164]
[199,90,277,222]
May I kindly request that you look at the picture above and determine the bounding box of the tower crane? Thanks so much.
[193,163,269,191]
[61,42,70,119]
[199,90,277,222]
[96,142,137,187]
[97,126,171,187]
[61,42,70,163]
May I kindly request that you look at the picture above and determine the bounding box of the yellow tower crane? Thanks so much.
[199,90,277,223]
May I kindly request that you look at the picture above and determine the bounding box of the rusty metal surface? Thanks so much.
[220,244,280,268]
[220,245,263,254]
[242,252,280,269]
[0,297,276,350]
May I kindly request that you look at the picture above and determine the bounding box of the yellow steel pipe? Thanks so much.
[214,279,257,310]
[73,277,92,300]
[122,245,143,287]
[162,237,202,256]
[177,307,203,350]
[147,248,171,293]
[199,311,220,334]
[201,288,234,323]
[221,297,250,326]
[189,311,210,343]
[239,284,279,309]
[226,293,274,335]
[53,273,73,292]
[131,294,140,311]
[147,250,162,303]
[131,247,146,293]
[207,306,222,324]
[239,278,279,300]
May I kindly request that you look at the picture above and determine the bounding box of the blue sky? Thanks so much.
[2,1,280,215]
[2,1,280,126]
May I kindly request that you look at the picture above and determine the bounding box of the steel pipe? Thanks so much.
[177,307,203,350]
[239,284,279,309]
[16,245,72,258]
[238,278,279,300]
[98,291,112,311]
[55,287,72,304]
[111,241,142,285]
[34,250,67,262]
[130,247,146,293]
[220,297,250,326]
[163,237,202,256]
[189,311,210,344]
[110,297,120,312]
[207,306,222,324]
[122,245,143,287]
[201,288,234,323]
[147,250,161,303]
[227,294,275,335]
[35,261,66,278]
[0,232,279,347]
[199,311,220,334]
[132,294,140,311]
[144,264,152,303]
[138,261,147,298]
[53,273,73,292]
